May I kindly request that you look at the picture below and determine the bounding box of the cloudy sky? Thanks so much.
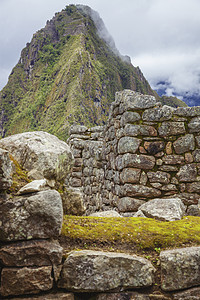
[1,0,200,105]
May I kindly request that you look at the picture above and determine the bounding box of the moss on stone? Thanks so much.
[61,215,200,250]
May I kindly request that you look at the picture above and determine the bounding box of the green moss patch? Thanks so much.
[61,215,200,252]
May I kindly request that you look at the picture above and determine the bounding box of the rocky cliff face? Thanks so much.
[0,4,175,140]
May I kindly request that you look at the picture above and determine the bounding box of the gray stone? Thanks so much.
[188,116,200,133]
[139,198,185,221]
[117,90,157,111]
[162,155,185,165]
[186,182,200,193]
[120,168,141,183]
[1,266,53,297]
[62,188,86,215]
[70,125,88,134]
[0,190,63,241]
[195,135,200,148]
[142,105,174,121]
[58,250,155,292]
[186,205,200,216]
[173,134,195,154]
[0,131,74,181]
[96,292,150,300]
[0,148,12,190]
[18,179,48,195]
[176,164,197,182]
[124,124,157,137]
[159,165,179,172]
[124,184,161,198]
[158,122,186,136]
[89,211,122,217]
[147,171,170,184]
[12,294,75,300]
[115,197,145,212]
[0,240,63,267]
[174,106,200,117]
[173,287,200,299]
[118,137,141,154]
[193,149,200,162]
[121,111,141,126]
[122,153,155,170]
[160,247,200,291]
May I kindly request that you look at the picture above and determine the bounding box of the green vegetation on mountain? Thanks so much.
[0,5,186,140]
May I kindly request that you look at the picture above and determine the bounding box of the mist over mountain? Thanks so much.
[0,4,187,140]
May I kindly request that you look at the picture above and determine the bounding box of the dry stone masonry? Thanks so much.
[68,90,200,219]
[1,91,200,299]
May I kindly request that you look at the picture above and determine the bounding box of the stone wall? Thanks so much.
[68,90,200,217]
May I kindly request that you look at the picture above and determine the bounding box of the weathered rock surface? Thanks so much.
[173,134,195,154]
[96,292,150,300]
[139,198,185,221]
[160,247,200,291]
[142,105,174,121]
[1,266,53,297]
[58,250,155,292]
[117,90,157,111]
[188,116,200,133]
[115,197,145,212]
[0,131,74,181]
[11,293,74,300]
[173,287,200,299]
[0,190,63,241]
[147,171,170,184]
[89,211,122,217]
[120,168,141,183]
[0,240,63,267]
[18,179,48,195]
[158,122,186,136]
[62,187,86,215]
[176,164,197,182]
[124,184,161,198]
[118,137,141,154]
[0,148,12,190]
[122,153,155,170]
[144,141,165,155]
[121,111,141,126]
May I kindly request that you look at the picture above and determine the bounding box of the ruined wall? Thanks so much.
[68,90,200,216]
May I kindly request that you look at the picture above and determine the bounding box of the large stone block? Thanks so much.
[0,148,12,190]
[96,292,150,300]
[176,164,197,182]
[120,168,141,183]
[174,106,200,117]
[1,266,53,297]
[144,141,165,155]
[0,190,63,241]
[139,198,185,221]
[0,131,74,181]
[173,287,200,299]
[58,250,155,292]
[115,197,145,212]
[123,184,161,198]
[142,105,174,121]
[162,155,185,165]
[122,153,155,169]
[117,90,157,111]
[12,294,74,300]
[121,111,141,126]
[124,124,157,137]
[147,171,170,184]
[158,122,186,136]
[186,182,200,193]
[193,149,200,162]
[188,116,200,133]
[118,137,141,154]
[62,188,86,215]
[160,247,200,291]
[173,134,195,154]
[0,240,63,267]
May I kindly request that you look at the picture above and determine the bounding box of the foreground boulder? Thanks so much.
[0,131,74,181]
[58,250,155,292]
[0,190,63,241]
[160,247,200,291]
[0,148,12,190]
[138,198,186,221]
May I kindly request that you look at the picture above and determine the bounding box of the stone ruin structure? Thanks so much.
[0,90,200,299]
[68,90,200,218]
